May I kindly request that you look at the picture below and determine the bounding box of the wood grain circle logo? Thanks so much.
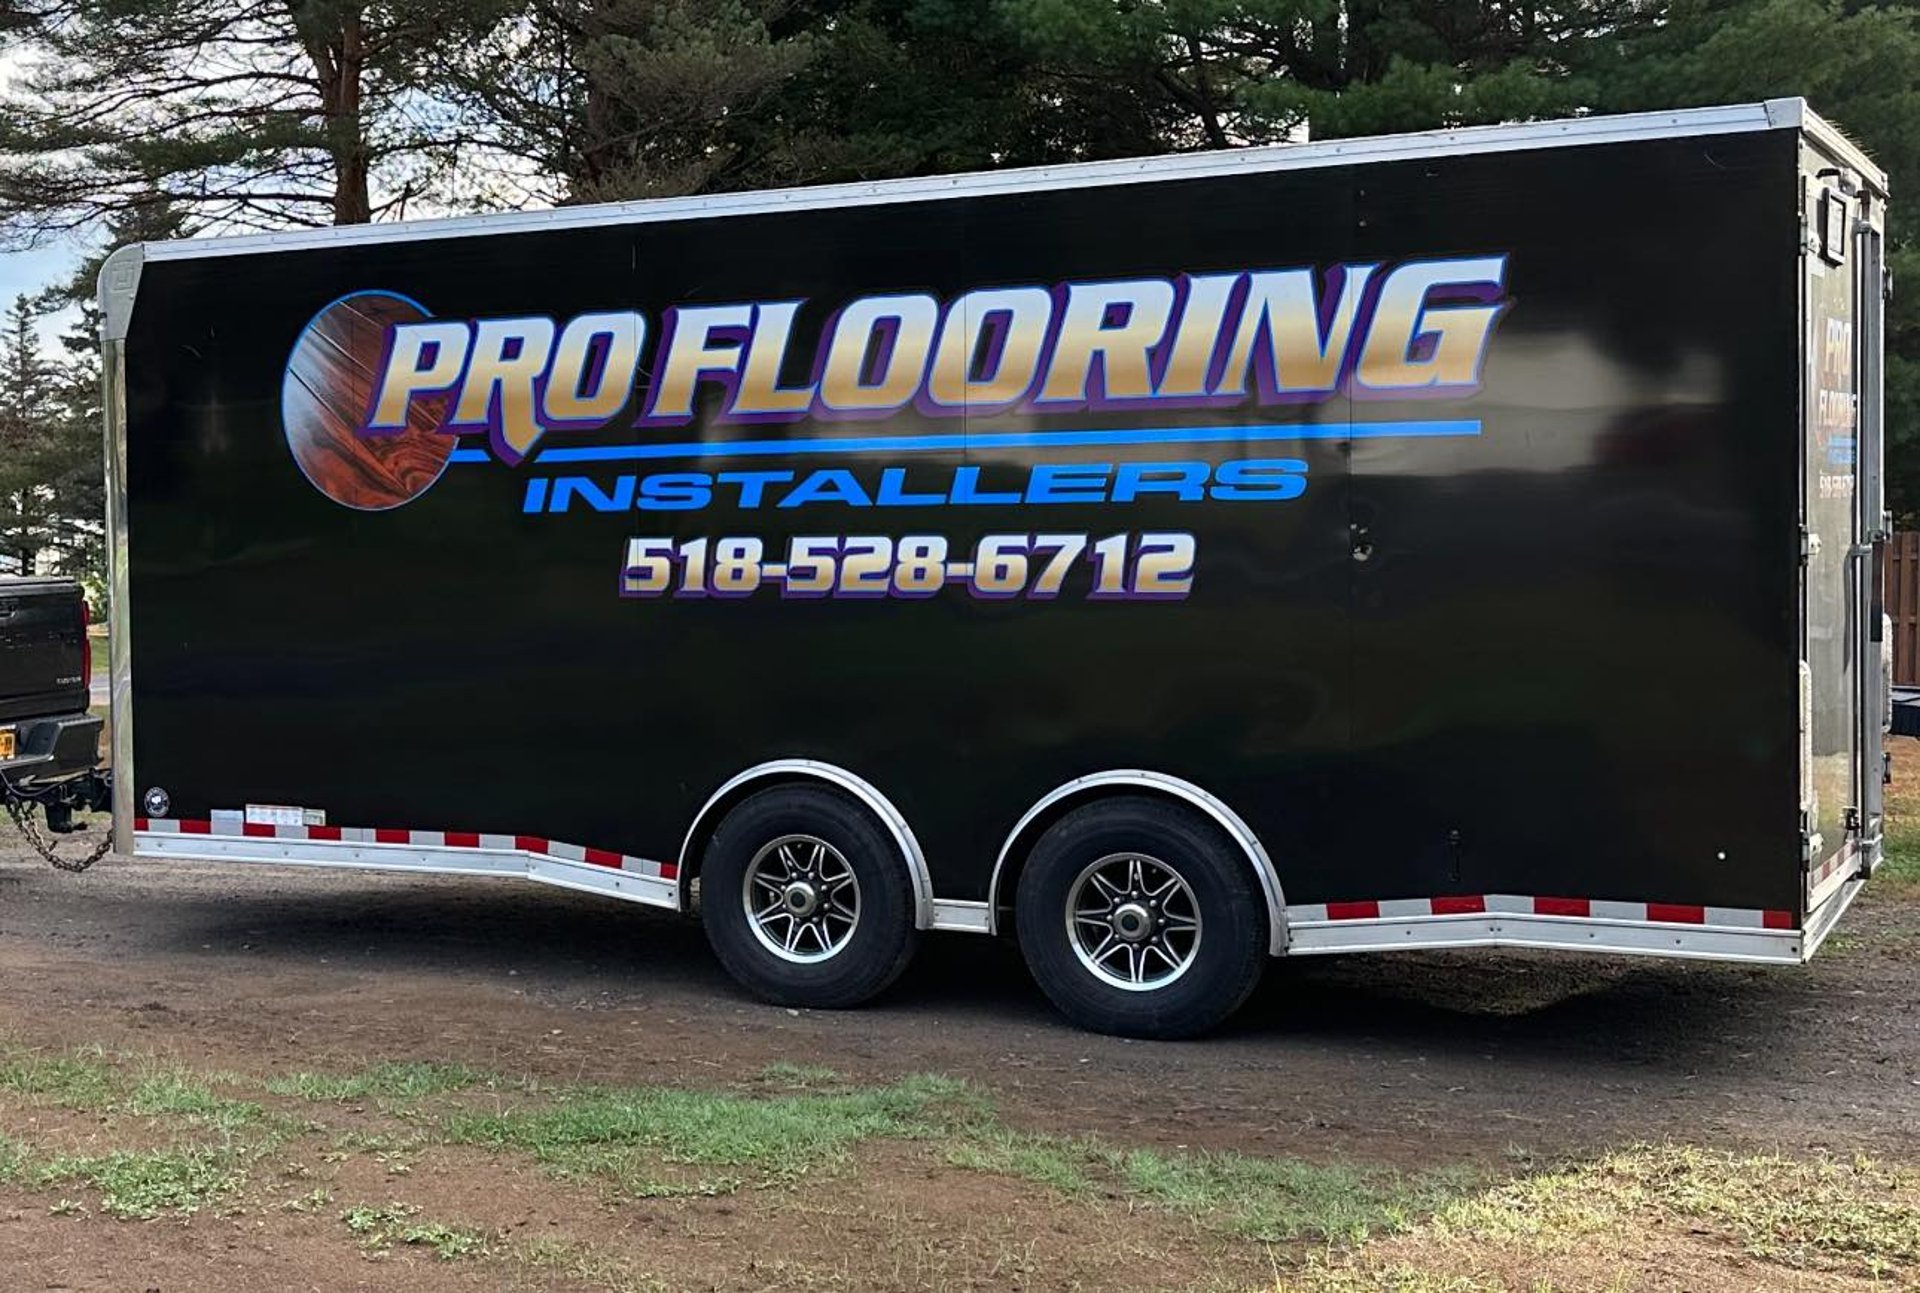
[281,291,455,510]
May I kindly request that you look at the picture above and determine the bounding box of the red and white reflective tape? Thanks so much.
[1807,844,1853,892]
[133,818,678,883]
[1288,893,1795,930]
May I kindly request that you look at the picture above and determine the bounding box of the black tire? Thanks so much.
[1015,796,1267,1039]
[700,784,920,1008]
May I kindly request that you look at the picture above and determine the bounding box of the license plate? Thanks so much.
[0,729,13,760]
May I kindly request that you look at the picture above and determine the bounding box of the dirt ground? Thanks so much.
[0,745,1912,1290]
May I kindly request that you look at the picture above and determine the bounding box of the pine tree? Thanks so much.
[0,297,60,574]
[1572,0,1920,521]
[429,0,811,205]
[0,0,494,240]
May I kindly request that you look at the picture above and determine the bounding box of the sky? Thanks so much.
[0,237,90,344]
[0,49,88,342]
[0,241,74,296]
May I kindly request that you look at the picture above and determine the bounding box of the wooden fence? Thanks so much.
[1885,532,1920,685]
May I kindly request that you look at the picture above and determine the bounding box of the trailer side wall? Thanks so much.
[118,127,1804,914]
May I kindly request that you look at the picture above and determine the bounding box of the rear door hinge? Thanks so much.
[1801,528,1822,561]
[1845,805,1862,832]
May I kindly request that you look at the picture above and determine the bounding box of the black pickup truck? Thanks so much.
[0,577,107,828]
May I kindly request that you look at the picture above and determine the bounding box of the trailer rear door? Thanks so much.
[1801,142,1880,912]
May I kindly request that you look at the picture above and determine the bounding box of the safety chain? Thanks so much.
[2,796,110,872]
[0,770,112,873]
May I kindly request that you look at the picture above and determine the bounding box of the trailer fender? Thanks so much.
[678,759,934,928]
[989,771,1288,955]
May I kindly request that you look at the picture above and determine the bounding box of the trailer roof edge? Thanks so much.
[1774,98,1889,194]
[129,102,1838,265]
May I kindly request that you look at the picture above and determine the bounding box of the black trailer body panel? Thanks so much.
[107,104,1878,941]
[1344,136,1802,912]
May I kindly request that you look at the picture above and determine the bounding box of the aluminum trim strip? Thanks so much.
[99,335,134,852]
[929,900,992,934]
[1287,893,1794,928]
[134,831,680,909]
[1287,911,1803,964]
[1801,873,1867,961]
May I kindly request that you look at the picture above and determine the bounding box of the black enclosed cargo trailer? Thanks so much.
[99,99,1888,1037]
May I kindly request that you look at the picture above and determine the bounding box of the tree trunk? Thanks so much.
[290,1,374,224]
[1184,33,1230,150]
[575,0,620,198]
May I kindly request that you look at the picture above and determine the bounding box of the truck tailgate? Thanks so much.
[0,580,88,724]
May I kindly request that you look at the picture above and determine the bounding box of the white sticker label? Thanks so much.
[245,803,325,827]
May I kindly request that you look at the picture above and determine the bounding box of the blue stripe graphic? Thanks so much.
[447,419,1480,465]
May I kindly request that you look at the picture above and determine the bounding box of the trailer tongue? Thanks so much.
[98,99,1888,1037]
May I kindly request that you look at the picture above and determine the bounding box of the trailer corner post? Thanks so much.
[98,243,143,856]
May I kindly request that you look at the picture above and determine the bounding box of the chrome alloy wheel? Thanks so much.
[1065,852,1202,991]
[743,834,861,964]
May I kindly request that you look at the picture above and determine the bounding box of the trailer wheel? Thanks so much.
[1015,797,1266,1039]
[700,785,919,1008]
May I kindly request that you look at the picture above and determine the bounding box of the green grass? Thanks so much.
[36,1147,244,1219]
[264,1061,492,1103]
[946,1129,1103,1196]
[283,1186,333,1213]
[0,1047,265,1135]
[1272,1260,1520,1293]
[755,1061,843,1089]
[1124,1148,1477,1244]
[515,1236,666,1292]
[0,1042,1906,1290]
[1878,826,1920,898]
[0,1133,31,1183]
[342,1202,490,1259]
[1434,1145,1920,1274]
[948,1129,1475,1243]
[440,1071,990,1194]
[1263,1146,1920,1291]
[0,1047,120,1109]
[125,1070,263,1132]
[0,1048,272,1220]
